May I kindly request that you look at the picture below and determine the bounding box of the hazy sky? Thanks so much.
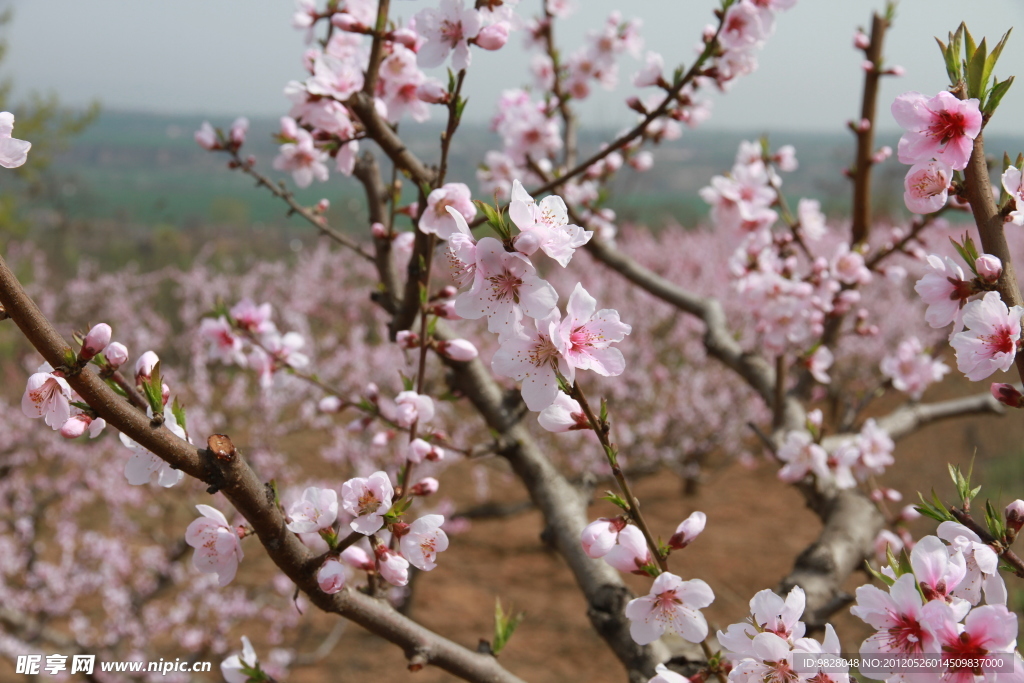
[3,0,1024,134]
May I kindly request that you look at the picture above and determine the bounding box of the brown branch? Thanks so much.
[362,0,391,96]
[353,152,401,312]
[872,391,1005,442]
[850,11,889,246]
[0,254,525,683]
[346,91,436,189]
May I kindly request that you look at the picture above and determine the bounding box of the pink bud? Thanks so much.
[861,60,876,73]
[319,395,343,413]
[625,96,646,114]
[365,382,380,403]
[433,300,460,320]
[331,12,363,31]
[976,254,1002,284]
[229,117,248,147]
[315,198,330,213]
[858,118,871,132]
[103,341,129,370]
[438,339,478,362]
[887,65,905,77]
[194,122,219,151]
[872,146,893,163]
[416,80,449,104]
[991,383,1024,408]
[161,382,170,405]
[317,558,347,594]
[853,30,870,50]
[409,477,439,496]
[80,323,112,362]
[279,116,299,140]
[60,414,92,439]
[438,285,457,299]
[513,230,543,256]
[341,546,374,571]
[806,408,823,429]
[1006,500,1024,532]
[390,521,410,538]
[396,330,419,349]
[389,27,419,50]
[899,504,922,522]
[668,511,706,550]
[371,221,388,238]
[475,22,510,51]
[629,151,653,172]
[135,350,160,384]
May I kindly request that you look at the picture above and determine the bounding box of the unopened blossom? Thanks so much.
[903,159,952,214]
[554,284,631,379]
[221,636,258,683]
[135,350,160,385]
[22,370,72,430]
[185,504,244,587]
[415,0,482,71]
[408,438,444,463]
[317,558,347,594]
[400,514,449,571]
[625,572,714,645]
[273,126,329,188]
[104,341,129,369]
[880,336,949,399]
[914,255,972,329]
[492,312,565,411]
[80,323,112,361]
[437,338,478,361]
[286,487,339,534]
[538,391,591,432]
[374,543,410,587]
[341,545,375,572]
[194,121,219,150]
[341,471,394,535]
[508,180,592,267]
[950,291,1024,381]
[1001,166,1024,225]
[668,511,706,550]
[892,91,982,170]
[0,111,31,168]
[455,237,559,341]
[580,517,626,558]
[119,407,187,487]
[475,21,509,50]
[1007,499,1024,532]
[417,80,449,104]
[872,529,904,564]
[60,414,92,439]
[419,183,476,239]
[649,664,688,683]
[604,524,653,574]
[976,254,1003,284]
[409,477,439,496]
[394,390,435,428]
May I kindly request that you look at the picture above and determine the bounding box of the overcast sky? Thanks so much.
[2,0,1023,134]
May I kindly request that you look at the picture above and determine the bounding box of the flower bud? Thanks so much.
[625,96,646,114]
[475,22,510,51]
[976,254,1002,284]
[331,12,363,31]
[317,558,347,594]
[104,342,129,370]
[315,198,330,213]
[229,117,248,148]
[438,285,457,299]
[433,300,460,320]
[319,395,343,413]
[194,122,220,151]
[1006,499,1024,533]
[135,350,160,385]
[389,27,419,50]
[341,546,374,571]
[60,414,92,439]
[991,383,1024,408]
[853,30,870,50]
[396,330,419,349]
[80,323,112,362]
[390,521,410,538]
[629,151,653,172]
[668,511,706,550]
[513,230,543,256]
[371,221,388,238]
[438,339,478,362]
[898,504,922,522]
[409,477,439,496]
[416,80,449,104]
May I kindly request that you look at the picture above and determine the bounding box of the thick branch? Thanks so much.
[435,321,667,683]
[874,391,1005,441]
[0,254,524,683]
[347,91,436,188]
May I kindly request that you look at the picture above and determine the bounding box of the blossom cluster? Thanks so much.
[776,416,895,489]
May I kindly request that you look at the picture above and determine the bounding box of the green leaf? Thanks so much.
[599,398,609,424]
[171,397,187,433]
[492,599,524,656]
[400,372,415,391]
[984,28,1012,90]
[985,76,1014,116]
[601,491,630,512]
[864,560,896,586]
[967,37,987,100]
[473,199,509,239]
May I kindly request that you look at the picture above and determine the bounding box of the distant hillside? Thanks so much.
[30,110,1023,235]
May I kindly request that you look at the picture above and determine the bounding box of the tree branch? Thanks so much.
[0,253,525,683]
